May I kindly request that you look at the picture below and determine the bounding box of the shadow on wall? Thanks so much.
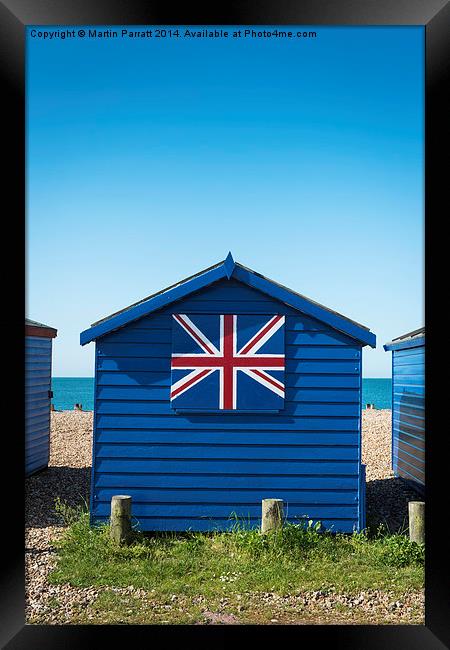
[365,477,423,534]
[25,466,91,529]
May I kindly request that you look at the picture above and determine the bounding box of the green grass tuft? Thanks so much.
[48,500,424,602]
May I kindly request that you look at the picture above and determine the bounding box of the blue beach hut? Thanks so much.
[25,318,58,476]
[384,328,425,494]
[80,254,376,533]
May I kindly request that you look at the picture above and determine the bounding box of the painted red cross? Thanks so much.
[171,314,285,409]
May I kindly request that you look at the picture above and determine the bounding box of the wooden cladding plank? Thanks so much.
[97,371,170,387]
[394,355,425,367]
[396,429,425,450]
[91,516,357,533]
[393,391,425,405]
[393,401,425,416]
[96,430,359,446]
[106,329,357,347]
[25,405,50,421]
[25,438,49,453]
[395,346,424,356]
[26,428,50,444]
[24,370,52,380]
[393,364,425,377]
[395,457,425,482]
[396,439,425,461]
[96,385,360,403]
[97,342,360,360]
[96,400,360,417]
[393,412,425,429]
[94,487,358,505]
[159,300,301,314]
[25,336,53,346]
[95,443,359,461]
[393,422,425,439]
[96,414,360,430]
[96,371,361,389]
[394,449,424,473]
[97,357,360,374]
[25,361,51,370]
[125,313,329,333]
[105,328,172,344]
[392,375,425,384]
[94,473,360,490]
[25,384,51,396]
[92,502,358,519]
[95,458,358,475]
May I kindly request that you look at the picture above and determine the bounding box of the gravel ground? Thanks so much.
[25,409,424,625]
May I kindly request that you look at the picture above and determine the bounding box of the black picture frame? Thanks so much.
[1,1,448,647]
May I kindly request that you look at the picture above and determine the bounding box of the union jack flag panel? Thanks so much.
[170,313,285,411]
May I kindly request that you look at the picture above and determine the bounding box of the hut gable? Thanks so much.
[83,255,375,533]
[81,254,376,348]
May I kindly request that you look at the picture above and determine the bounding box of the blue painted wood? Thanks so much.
[95,400,361,417]
[25,335,53,476]
[95,488,358,506]
[384,336,425,352]
[87,276,368,532]
[232,266,376,347]
[81,259,376,347]
[385,335,425,490]
[94,474,359,490]
[96,342,360,360]
[96,357,360,374]
[96,385,360,403]
[96,371,361,389]
[96,430,358,446]
[91,517,358,533]
[95,443,359,461]
[96,415,360,430]
[92,502,359,520]
[95,458,358,475]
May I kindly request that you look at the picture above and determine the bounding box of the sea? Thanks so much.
[50,377,392,411]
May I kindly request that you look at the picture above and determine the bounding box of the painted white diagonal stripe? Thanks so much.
[173,314,221,356]
[237,315,285,356]
[240,367,285,398]
[170,368,216,400]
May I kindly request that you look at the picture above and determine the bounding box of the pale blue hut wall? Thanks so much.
[25,336,53,476]
[391,342,425,492]
[90,278,365,533]
[384,330,425,494]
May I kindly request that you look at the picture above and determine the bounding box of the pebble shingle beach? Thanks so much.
[25,409,424,624]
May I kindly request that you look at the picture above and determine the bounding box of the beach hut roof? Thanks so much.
[383,327,425,351]
[80,253,376,347]
[26,318,57,338]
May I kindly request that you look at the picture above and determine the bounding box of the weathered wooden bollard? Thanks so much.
[110,495,132,545]
[261,499,284,533]
[408,501,425,545]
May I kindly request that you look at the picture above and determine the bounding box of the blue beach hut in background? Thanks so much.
[80,254,376,533]
[384,328,425,495]
[25,318,58,476]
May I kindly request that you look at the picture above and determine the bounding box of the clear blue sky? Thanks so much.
[26,26,424,377]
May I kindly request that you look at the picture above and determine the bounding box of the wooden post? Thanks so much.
[261,499,284,533]
[110,495,132,545]
[408,501,425,545]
